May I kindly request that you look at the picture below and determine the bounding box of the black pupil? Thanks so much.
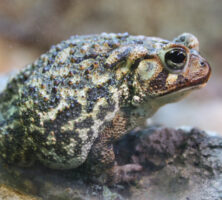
[165,49,186,64]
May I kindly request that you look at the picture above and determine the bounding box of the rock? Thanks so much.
[114,127,222,200]
[0,126,222,199]
[0,185,39,200]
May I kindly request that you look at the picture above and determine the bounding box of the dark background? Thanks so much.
[0,0,221,133]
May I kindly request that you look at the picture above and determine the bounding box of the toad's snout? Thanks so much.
[200,59,211,81]
[186,54,211,86]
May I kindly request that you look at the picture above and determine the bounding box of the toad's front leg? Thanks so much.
[83,113,142,184]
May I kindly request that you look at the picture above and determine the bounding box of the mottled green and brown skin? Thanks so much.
[0,33,211,183]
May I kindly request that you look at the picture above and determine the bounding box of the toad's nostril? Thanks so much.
[200,61,206,67]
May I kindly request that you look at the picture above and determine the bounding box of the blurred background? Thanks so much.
[0,0,221,133]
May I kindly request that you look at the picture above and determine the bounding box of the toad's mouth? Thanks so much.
[159,85,204,106]
[154,70,211,106]
[161,70,211,97]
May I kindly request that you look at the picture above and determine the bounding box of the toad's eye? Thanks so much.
[165,48,187,71]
